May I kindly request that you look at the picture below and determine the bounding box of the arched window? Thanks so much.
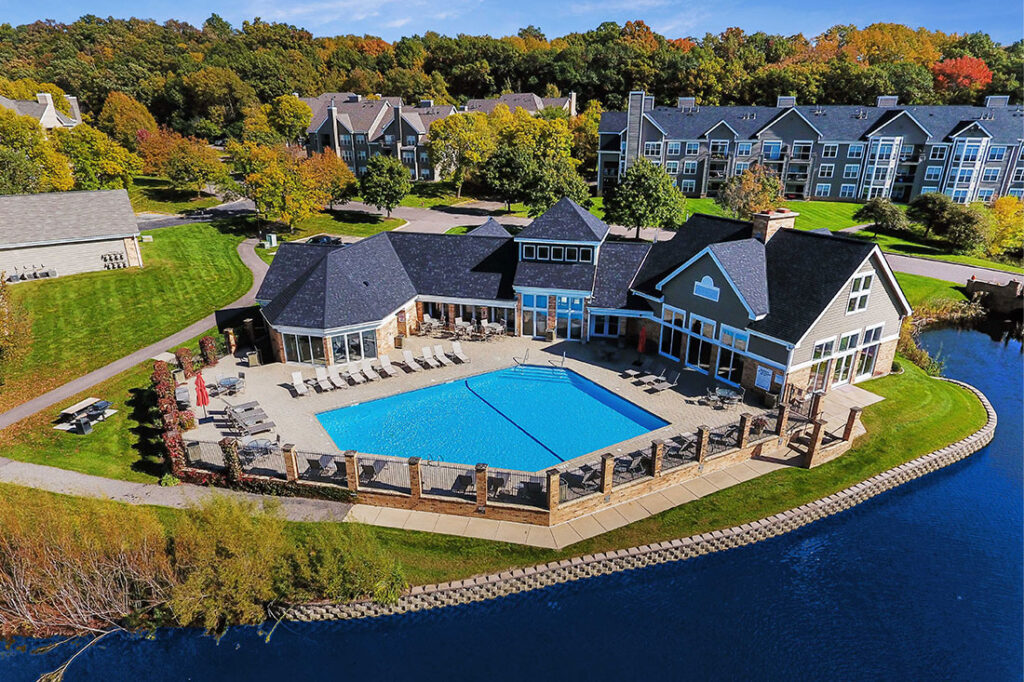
[694,275,720,302]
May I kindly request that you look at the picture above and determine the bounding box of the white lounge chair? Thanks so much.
[344,363,366,384]
[652,371,680,392]
[401,350,423,371]
[313,366,334,392]
[378,355,399,377]
[360,358,381,381]
[290,371,309,397]
[420,346,441,369]
[450,341,470,363]
[433,344,454,366]
[326,365,349,389]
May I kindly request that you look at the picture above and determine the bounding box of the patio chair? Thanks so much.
[242,420,275,436]
[487,474,508,498]
[433,344,454,366]
[290,371,309,397]
[617,452,648,477]
[450,341,470,363]
[306,459,324,477]
[637,366,665,386]
[623,359,649,379]
[360,359,381,381]
[313,366,334,392]
[451,474,474,495]
[420,346,441,369]
[343,363,367,384]
[359,460,387,484]
[377,355,400,378]
[652,371,680,392]
[326,365,349,389]
[227,400,260,413]
[401,350,423,371]
[578,466,601,490]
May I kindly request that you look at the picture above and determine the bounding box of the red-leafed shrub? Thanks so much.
[174,348,196,378]
[199,336,218,367]
[178,410,196,431]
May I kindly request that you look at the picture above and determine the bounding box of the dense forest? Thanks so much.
[0,17,1020,140]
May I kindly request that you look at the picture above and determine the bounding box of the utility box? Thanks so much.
[246,350,260,367]
[264,233,278,248]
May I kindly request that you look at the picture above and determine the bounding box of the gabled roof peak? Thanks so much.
[515,198,610,243]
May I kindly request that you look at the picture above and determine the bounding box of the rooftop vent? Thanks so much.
[418,99,434,108]
[853,109,868,120]
[985,95,1010,108]
[876,95,899,107]
[776,96,796,108]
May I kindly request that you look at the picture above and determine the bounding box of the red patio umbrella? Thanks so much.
[637,325,647,353]
[195,373,210,419]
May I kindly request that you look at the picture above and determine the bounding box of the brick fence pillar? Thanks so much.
[546,296,557,333]
[408,457,422,502]
[415,300,425,327]
[696,425,711,465]
[737,413,753,449]
[805,418,827,468]
[776,404,790,436]
[344,450,359,492]
[282,443,298,482]
[650,439,664,477]
[810,391,825,421]
[600,453,615,494]
[475,463,488,511]
[447,303,457,331]
[224,327,237,355]
[843,406,864,442]
[546,468,561,512]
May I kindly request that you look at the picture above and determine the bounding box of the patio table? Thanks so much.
[715,386,742,401]
[219,377,241,391]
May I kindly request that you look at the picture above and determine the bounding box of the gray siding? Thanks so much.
[660,253,751,329]
[748,334,790,365]
[0,237,133,278]
[791,252,904,365]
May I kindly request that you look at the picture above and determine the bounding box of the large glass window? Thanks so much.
[329,330,378,365]
[659,307,686,360]
[521,294,549,338]
[283,333,326,365]
[847,274,872,313]
[687,317,715,373]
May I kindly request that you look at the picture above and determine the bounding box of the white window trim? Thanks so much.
[814,183,830,197]
[812,336,837,361]
[819,164,834,178]
[685,142,700,156]
[862,322,884,345]
[848,144,865,159]
[822,143,838,159]
[737,142,752,156]
[837,330,861,354]
[846,273,872,314]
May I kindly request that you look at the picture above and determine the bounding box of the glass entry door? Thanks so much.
[832,354,854,386]
[555,295,584,341]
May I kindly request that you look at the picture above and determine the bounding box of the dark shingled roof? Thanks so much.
[708,239,769,317]
[513,261,597,292]
[634,214,752,294]
[749,230,876,343]
[516,198,610,242]
[260,235,416,329]
[256,242,336,303]
[467,218,512,238]
[591,242,651,309]
[387,233,517,300]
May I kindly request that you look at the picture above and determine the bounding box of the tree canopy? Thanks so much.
[360,155,411,217]
[604,159,685,238]
[715,164,783,220]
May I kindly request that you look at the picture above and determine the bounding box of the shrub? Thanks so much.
[199,336,218,367]
[178,410,196,431]
[174,348,195,378]
[219,437,242,483]
[159,473,181,487]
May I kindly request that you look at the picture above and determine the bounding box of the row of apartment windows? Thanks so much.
[520,243,594,263]
[637,140,1010,164]
[336,134,421,146]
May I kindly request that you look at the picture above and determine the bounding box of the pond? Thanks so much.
[3,325,1021,681]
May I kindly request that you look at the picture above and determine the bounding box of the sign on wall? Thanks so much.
[755,366,774,391]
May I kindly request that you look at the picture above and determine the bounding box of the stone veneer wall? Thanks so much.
[276,378,995,623]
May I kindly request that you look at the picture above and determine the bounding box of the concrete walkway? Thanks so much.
[0,239,269,430]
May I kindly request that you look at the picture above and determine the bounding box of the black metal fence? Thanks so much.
[662,434,698,471]
[487,468,547,508]
[612,450,651,486]
[558,457,605,503]
[186,440,225,471]
[357,455,411,494]
[420,461,476,502]
[706,423,739,457]
[297,450,347,486]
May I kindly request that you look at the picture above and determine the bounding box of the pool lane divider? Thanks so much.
[275,378,996,624]
[463,379,565,462]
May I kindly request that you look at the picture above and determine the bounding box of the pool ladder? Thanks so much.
[513,349,530,366]
[547,352,566,368]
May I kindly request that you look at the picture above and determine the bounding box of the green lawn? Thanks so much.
[284,209,405,240]
[2,223,250,413]
[358,182,474,209]
[895,273,968,308]
[852,227,1024,274]
[128,176,221,215]
[445,226,472,235]
[682,197,871,231]
[358,360,987,585]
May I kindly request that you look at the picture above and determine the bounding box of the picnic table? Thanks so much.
[60,397,100,422]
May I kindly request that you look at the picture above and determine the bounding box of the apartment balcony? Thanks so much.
[786,172,809,181]
[710,152,729,160]
[790,153,812,162]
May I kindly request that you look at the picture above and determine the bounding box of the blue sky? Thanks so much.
[2,0,1021,44]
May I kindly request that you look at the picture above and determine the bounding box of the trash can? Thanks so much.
[246,350,260,367]
[395,335,404,349]
[74,416,93,435]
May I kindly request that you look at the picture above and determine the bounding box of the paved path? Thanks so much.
[883,253,1020,286]
[135,198,257,230]
[0,239,269,431]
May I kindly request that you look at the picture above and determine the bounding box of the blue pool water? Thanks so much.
[3,325,1021,680]
[315,365,668,471]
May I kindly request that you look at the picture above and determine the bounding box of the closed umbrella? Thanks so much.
[637,325,647,354]
[195,373,210,420]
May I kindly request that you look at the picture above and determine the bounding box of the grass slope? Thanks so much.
[895,273,968,308]
[128,176,220,214]
[853,227,1024,274]
[2,223,250,413]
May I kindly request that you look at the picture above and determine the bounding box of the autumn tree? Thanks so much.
[571,100,603,180]
[302,151,357,209]
[715,164,782,220]
[0,109,73,193]
[604,159,685,238]
[164,138,228,197]
[51,124,142,191]
[987,196,1024,256]
[360,155,410,217]
[484,146,536,211]
[97,92,158,151]
[427,112,494,197]
[931,56,993,99]
[268,95,313,144]
[240,147,324,231]
[137,128,186,175]
[944,203,990,254]
[854,197,909,238]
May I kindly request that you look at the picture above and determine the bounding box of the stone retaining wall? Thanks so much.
[277,378,995,623]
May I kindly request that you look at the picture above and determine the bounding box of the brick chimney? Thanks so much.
[751,208,799,242]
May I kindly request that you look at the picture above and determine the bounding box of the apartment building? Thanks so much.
[598,91,1024,204]
[463,92,577,117]
[301,92,456,180]
[0,92,80,130]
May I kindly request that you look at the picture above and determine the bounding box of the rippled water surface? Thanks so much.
[3,326,1021,681]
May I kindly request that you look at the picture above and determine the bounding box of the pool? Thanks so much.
[315,365,668,471]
